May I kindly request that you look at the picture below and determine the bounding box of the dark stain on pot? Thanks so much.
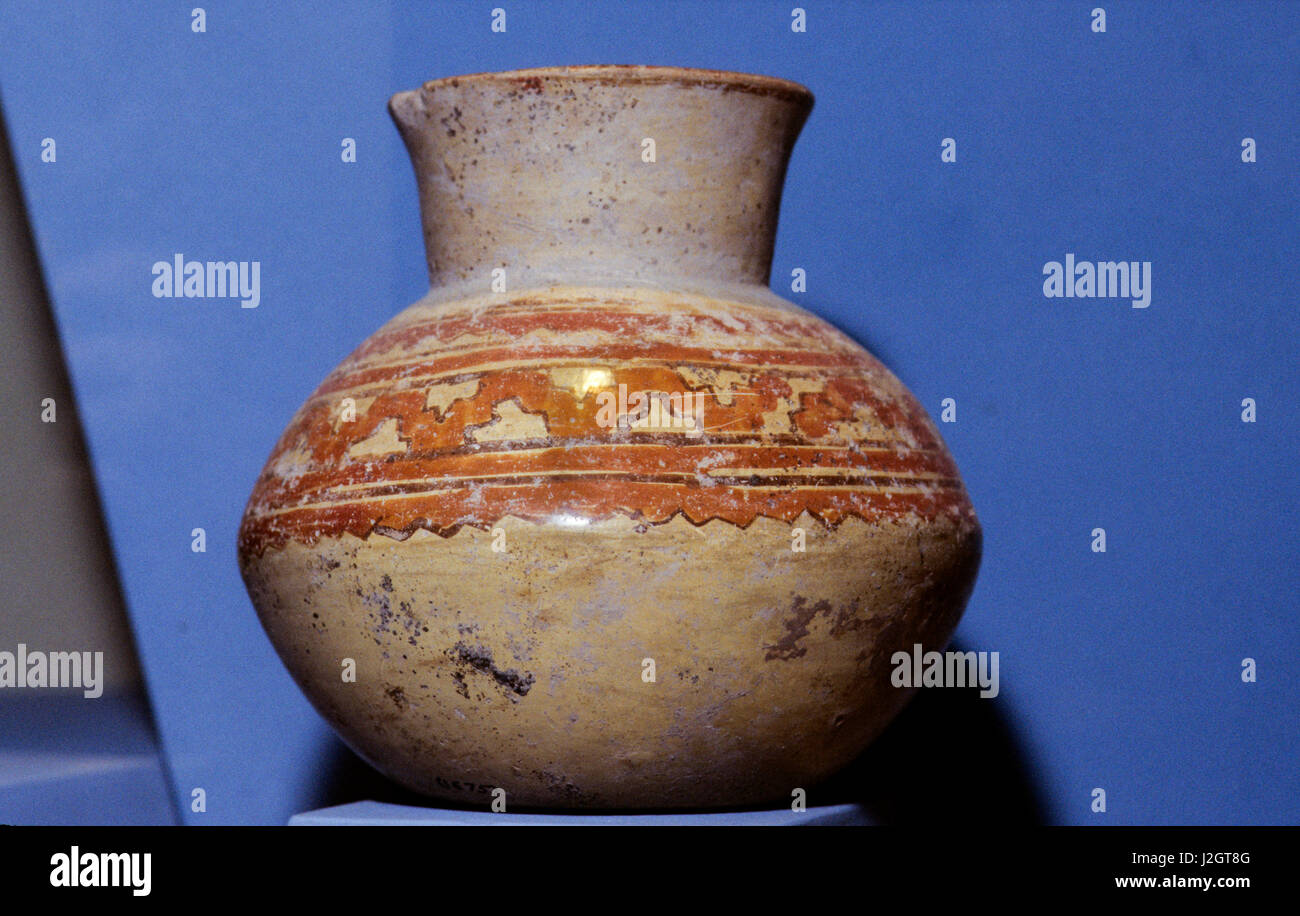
[386,685,408,710]
[828,603,870,637]
[449,641,535,697]
[764,596,832,661]
[379,574,394,592]
[533,768,587,803]
[765,596,877,661]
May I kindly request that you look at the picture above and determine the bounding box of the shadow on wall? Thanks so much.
[312,639,1049,824]
[818,646,1050,825]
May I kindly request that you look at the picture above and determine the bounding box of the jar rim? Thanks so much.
[400,64,813,106]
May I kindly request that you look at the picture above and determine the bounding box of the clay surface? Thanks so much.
[238,66,981,809]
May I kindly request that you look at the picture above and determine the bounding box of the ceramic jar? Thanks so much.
[238,66,981,809]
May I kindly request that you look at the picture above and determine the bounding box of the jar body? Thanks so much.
[238,282,980,808]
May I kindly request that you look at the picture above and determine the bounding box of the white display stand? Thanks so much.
[291,799,873,826]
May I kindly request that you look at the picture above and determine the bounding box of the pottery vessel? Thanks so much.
[238,65,981,809]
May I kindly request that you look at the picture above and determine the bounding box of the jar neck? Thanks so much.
[389,66,813,292]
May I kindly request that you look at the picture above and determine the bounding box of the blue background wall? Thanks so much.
[1,1,1295,824]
